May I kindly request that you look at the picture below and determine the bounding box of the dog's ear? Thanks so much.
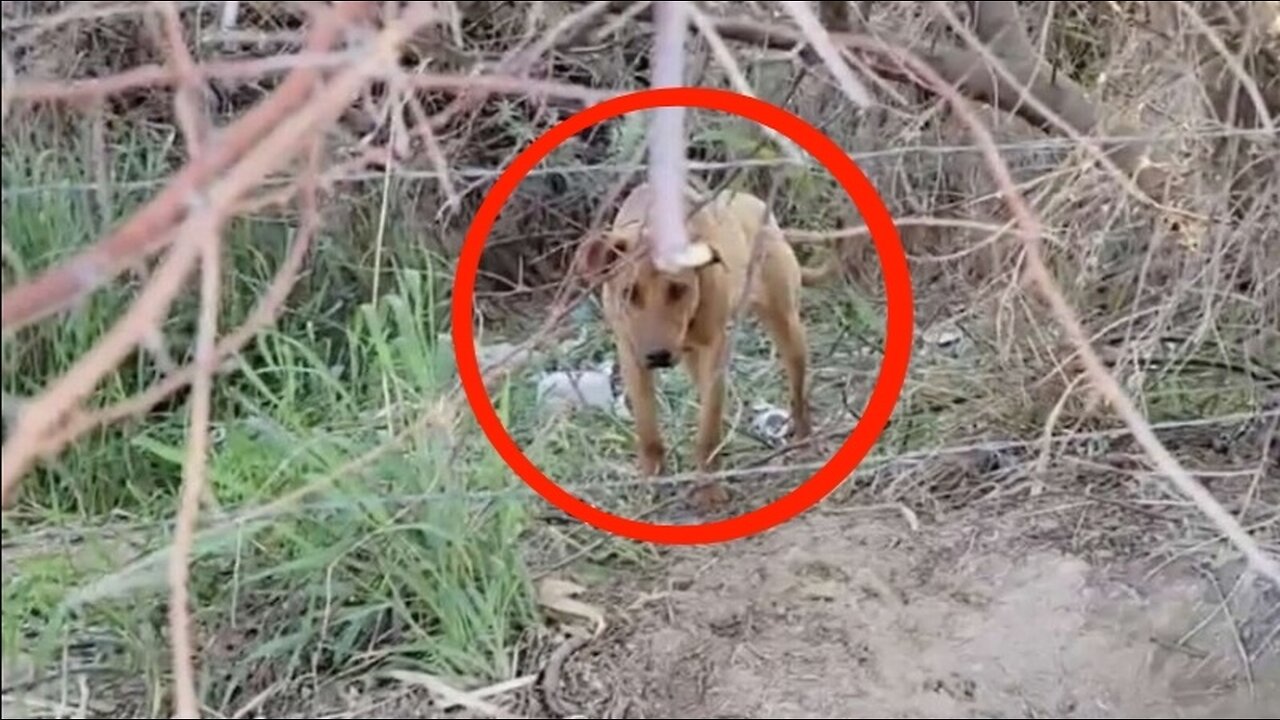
[574,232,631,278]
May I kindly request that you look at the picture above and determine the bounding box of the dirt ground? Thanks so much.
[5,490,1275,720]
[531,506,1280,720]
[6,458,1276,720]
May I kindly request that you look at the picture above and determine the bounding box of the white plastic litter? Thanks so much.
[537,360,620,416]
[437,333,536,374]
[476,341,532,372]
[750,400,792,446]
[920,323,966,358]
[613,392,632,421]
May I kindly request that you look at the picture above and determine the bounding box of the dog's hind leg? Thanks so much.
[617,343,665,476]
[759,302,813,442]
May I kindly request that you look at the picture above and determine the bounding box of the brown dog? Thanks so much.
[575,182,828,506]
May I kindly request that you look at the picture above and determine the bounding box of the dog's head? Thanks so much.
[575,224,722,370]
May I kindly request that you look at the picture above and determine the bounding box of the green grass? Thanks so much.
[1,123,546,714]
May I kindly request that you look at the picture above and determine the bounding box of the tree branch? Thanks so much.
[779,1,873,108]
[647,0,698,273]
[688,11,1178,205]
[0,2,375,337]
[966,0,1035,61]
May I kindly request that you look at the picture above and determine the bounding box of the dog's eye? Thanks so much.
[666,283,688,304]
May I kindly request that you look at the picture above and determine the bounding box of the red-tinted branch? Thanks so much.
[0,2,375,336]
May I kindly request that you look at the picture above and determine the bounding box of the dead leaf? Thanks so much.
[797,580,843,601]
[384,670,525,719]
[537,577,607,637]
[896,503,921,532]
[627,591,672,611]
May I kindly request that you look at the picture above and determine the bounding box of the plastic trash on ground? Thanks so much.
[537,359,622,417]
[920,323,967,358]
[750,400,792,447]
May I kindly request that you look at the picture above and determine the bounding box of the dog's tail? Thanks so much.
[788,228,849,287]
[799,257,840,286]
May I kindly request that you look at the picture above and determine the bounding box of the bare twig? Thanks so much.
[926,2,1196,218]
[685,10,1192,213]
[647,0,698,274]
[0,1,374,336]
[402,72,614,103]
[784,216,1012,242]
[777,0,873,108]
[220,0,240,31]
[384,670,525,720]
[427,0,615,130]
[0,45,12,125]
[968,0,1035,60]
[404,90,462,213]
[2,0,164,34]
[6,52,358,101]
[686,3,806,164]
[157,0,209,155]
[168,214,222,720]
[1175,2,1276,136]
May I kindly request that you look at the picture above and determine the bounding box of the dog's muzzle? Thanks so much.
[644,349,675,369]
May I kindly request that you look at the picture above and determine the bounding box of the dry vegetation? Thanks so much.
[1,1,1278,718]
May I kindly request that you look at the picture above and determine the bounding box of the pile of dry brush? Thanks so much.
[1,1,1278,716]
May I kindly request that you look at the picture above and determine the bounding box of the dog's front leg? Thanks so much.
[685,341,731,511]
[688,342,728,472]
[617,344,664,476]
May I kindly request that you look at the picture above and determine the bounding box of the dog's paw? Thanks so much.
[688,480,731,514]
[790,410,813,443]
[791,421,812,443]
[640,442,666,477]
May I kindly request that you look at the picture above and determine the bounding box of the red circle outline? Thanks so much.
[453,87,913,546]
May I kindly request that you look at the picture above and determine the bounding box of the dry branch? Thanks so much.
[685,3,805,164]
[647,0,697,273]
[0,3,440,511]
[0,1,374,337]
[156,0,210,155]
[6,52,357,101]
[426,0,616,131]
[968,0,1035,60]
[629,7,1185,207]
[778,0,873,108]
[925,2,1184,212]
[168,214,222,720]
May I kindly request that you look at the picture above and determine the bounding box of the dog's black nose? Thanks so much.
[645,349,674,369]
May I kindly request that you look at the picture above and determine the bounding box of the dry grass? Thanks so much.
[2,1,1277,717]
